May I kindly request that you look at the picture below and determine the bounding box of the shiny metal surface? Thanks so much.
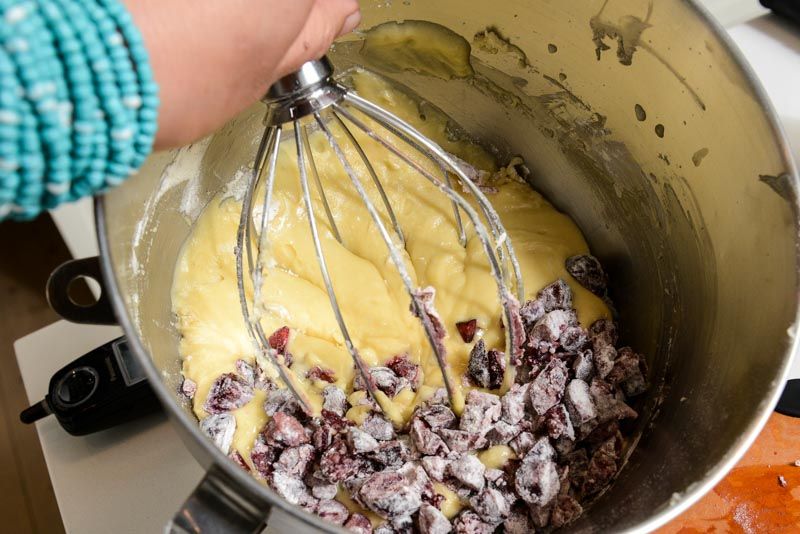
[96,0,799,532]
[168,465,267,534]
[263,57,347,126]
[266,57,334,100]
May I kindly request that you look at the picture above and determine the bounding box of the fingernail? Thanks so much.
[340,10,361,36]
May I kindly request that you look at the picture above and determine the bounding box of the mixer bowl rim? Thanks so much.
[94,1,800,530]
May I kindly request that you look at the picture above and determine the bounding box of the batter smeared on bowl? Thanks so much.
[171,73,648,532]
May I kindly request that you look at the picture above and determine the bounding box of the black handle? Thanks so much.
[760,0,800,26]
[46,257,117,325]
[776,379,800,417]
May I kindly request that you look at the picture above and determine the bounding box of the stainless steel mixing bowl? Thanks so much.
[84,0,800,531]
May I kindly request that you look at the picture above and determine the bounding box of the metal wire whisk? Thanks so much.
[235,57,525,417]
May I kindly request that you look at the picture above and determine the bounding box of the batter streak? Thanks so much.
[171,71,608,467]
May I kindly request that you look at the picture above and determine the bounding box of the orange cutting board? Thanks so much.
[655,413,800,532]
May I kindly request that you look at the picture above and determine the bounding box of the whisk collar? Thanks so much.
[263,56,345,126]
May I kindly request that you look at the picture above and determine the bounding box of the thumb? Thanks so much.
[275,0,361,78]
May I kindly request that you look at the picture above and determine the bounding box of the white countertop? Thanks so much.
[15,321,205,534]
[25,10,800,533]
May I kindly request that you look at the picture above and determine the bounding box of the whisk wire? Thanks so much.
[337,100,514,288]
[235,127,313,415]
[302,126,343,244]
[329,113,406,247]
[332,100,524,386]
[317,111,463,413]
[339,94,525,305]
[336,106,468,248]
[294,121,390,416]
[442,167,468,247]
[244,127,276,275]
[253,125,283,307]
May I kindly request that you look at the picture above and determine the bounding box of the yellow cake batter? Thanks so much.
[171,71,608,467]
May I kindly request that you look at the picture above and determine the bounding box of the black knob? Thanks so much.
[20,399,52,424]
[760,0,800,26]
[54,366,99,407]
[776,379,800,418]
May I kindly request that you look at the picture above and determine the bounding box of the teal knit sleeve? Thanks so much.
[0,0,158,221]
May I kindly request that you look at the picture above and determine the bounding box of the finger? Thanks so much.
[339,8,362,37]
[275,0,360,78]
[129,0,316,147]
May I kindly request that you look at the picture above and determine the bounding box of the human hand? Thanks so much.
[124,0,361,149]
